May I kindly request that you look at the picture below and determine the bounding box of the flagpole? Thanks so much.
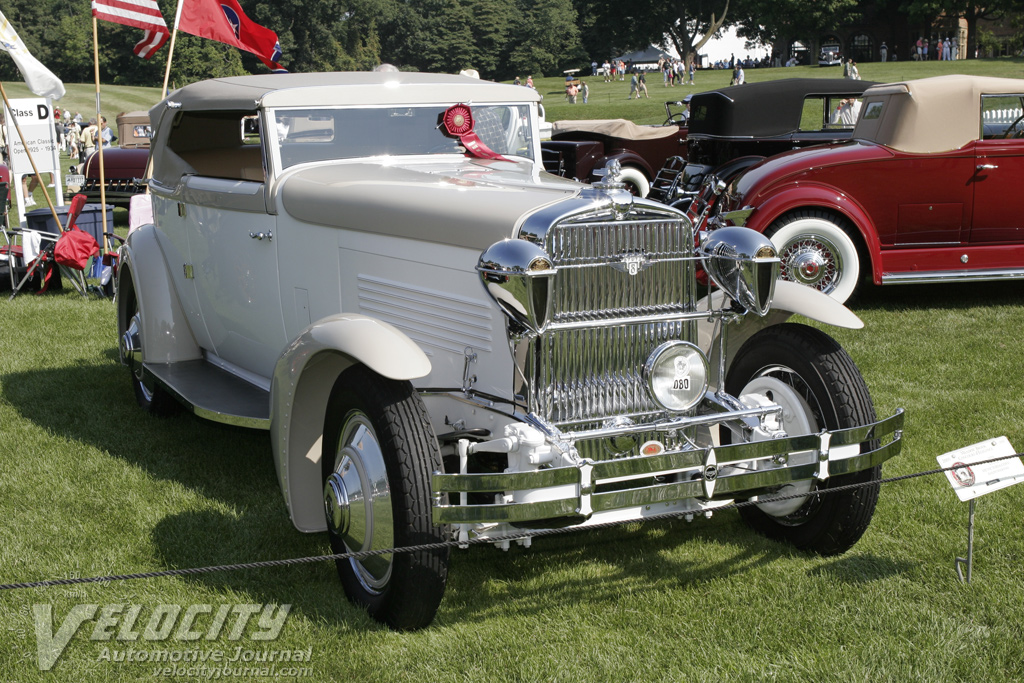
[0,81,63,230]
[91,16,109,253]
[161,0,185,99]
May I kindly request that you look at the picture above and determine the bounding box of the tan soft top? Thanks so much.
[855,74,1024,153]
[552,119,679,140]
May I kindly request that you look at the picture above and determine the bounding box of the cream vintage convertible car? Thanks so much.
[117,72,904,630]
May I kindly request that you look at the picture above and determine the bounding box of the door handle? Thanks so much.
[250,231,273,241]
[976,164,998,171]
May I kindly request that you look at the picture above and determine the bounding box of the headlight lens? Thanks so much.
[644,341,709,412]
[700,226,780,316]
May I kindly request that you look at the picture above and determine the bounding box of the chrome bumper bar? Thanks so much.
[432,409,904,525]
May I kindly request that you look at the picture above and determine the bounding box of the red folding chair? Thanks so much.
[9,194,97,300]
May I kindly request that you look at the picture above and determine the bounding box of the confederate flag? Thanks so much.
[178,0,285,72]
[91,0,170,59]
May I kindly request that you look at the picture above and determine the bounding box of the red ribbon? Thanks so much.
[441,104,508,161]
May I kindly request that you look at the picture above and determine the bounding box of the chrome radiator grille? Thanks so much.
[523,209,697,452]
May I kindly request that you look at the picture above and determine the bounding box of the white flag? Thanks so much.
[0,10,65,100]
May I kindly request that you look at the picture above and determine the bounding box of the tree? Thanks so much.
[507,0,585,78]
[575,0,735,65]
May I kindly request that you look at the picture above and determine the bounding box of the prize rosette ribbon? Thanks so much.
[441,104,508,161]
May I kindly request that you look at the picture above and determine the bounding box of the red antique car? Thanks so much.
[709,75,1024,302]
[75,111,151,207]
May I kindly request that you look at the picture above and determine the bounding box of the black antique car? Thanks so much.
[541,101,689,196]
[650,79,877,206]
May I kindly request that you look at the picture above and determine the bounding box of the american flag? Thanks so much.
[91,0,170,59]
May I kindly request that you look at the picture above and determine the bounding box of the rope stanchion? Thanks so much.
[1,452,1021,593]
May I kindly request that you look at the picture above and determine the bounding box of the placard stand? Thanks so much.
[937,436,1024,586]
[954,499,976,583]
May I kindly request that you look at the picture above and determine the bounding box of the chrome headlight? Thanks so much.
[700,227,780,316]
[478,239,555,334]
[644,341,709,412]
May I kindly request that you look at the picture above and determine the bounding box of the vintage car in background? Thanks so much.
[117,72,904,630]
[74,110,151,207]
[650,79,877,207]
[819,45,843,66]
[706,75,1024,302]
[541,100,689,196]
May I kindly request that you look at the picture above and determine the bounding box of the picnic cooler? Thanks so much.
[25,203,114,278]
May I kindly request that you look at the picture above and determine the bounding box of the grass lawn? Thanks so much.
[2,60,1024,681]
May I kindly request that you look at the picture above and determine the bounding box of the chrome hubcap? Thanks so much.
[326,413,393,593]
[120,313,141,369]
[779,236,842,292]
[739,372,817,519]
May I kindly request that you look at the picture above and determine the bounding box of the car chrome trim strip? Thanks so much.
[431,410,904,525]
[882,268,1024,284]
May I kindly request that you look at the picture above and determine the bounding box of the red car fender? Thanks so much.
[742,182,885,286]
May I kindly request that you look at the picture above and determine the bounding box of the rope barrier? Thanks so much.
[1,452,1020,592]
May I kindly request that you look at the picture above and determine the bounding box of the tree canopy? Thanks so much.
[0,0,1017,90]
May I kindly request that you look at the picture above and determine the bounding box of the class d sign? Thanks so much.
[936,436,1024,502]
[3,97,60,176]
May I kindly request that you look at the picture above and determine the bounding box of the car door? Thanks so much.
[181,176,285,381]
[970,94,1024,244]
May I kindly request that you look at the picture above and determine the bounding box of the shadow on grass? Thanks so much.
[2,361,912,630]
[850,279,1024,313]
[1,363,281,511]
[808,552,914,584]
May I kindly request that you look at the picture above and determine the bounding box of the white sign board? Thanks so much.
[937,436,1024,502]
[4,98,60,175]
[3,97,64,225]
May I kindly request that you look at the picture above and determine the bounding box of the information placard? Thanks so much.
[4,98,60,176]
[936,436,1024,502]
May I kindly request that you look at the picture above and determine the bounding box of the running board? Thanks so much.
[143,360,271,429]
[882,268,1024,285]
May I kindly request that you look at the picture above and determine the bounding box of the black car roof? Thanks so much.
[687,78,879,138]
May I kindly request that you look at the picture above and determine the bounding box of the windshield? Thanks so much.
[270,104,536,169]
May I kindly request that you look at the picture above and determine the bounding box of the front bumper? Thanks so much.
[432,409,904,525]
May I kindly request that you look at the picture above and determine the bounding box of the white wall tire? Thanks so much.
[617,166,650,197]
[766,211,860,303]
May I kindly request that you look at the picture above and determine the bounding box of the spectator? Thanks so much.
[627,71,639,99]
[80,118,98,163]
[830,98,862,126]
[638,71,649,99]
[848,60,860,80]
[879,41,888,62]
[688,60,695,85]
[602,59,611,82]
[581,80,589,104]
[526,75,534,89]
[100,116,116,148]
[566,82,577,104]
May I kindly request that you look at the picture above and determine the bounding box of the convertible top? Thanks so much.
[854,74,1024,153]
[148,72,541,188]
[551,119,679,141]
[687,78,878,138]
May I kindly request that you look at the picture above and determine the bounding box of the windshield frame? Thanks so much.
[266,102,540,174]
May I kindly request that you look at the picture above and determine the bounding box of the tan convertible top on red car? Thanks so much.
[855,74,1024,153]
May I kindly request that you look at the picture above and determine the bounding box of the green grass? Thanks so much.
[536,55,1024,124]
[3,59,1024,681]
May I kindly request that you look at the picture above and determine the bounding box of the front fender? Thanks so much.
[116,224,201,364]
[270,314,431,533]
[742,183,884,285]
[698,280,862,388]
